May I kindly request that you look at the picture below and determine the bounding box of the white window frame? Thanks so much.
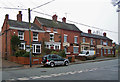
[19,43,25,50]
[33,33,38,41]
[74,36,78,43]
[18,31,24,40]
[50,33,54,42]
[33,44,41,54]
[83,37,85,43]
[91,38,93,45]
[64,34,68,42]
[73,46,79,54]
[108,49,111,54]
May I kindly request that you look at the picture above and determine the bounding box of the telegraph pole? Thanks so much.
[28,8,32,67]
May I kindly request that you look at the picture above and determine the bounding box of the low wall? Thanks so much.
[9,56,42,65]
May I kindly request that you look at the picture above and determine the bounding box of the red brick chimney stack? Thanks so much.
[17,11,22,22]
[62,17,66,23]
[103,32,106,37]
[88,29,91,34]
[52,14,57,22]
[5,14,9,20]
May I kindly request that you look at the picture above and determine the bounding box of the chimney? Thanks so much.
[17,11,22,22]
[88,29,91,34]
[103,32,106,37]
[62,17,66,23]
[5,14,9,20]
[52,14,57,22]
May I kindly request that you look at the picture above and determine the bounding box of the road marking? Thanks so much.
[8,67,98,80]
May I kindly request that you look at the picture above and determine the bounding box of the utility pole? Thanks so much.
[28,8,32,67]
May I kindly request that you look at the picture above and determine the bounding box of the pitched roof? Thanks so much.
[35,16,82,32]
[8,19,43,31]
[81,32,112,41]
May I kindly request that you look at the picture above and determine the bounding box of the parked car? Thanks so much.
[78,50,96,60]
[41,54,69,67]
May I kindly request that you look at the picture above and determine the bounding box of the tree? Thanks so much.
[11,35,21,55]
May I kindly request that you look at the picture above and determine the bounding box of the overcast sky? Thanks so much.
[0,0,118,43]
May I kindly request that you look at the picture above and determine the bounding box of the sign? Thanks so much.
[63,42,70,47]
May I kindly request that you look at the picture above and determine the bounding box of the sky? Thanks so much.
[0,0,118,43]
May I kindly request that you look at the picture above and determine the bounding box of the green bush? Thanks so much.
[14,50,30,57]
[22,52,29,57]
[58,50,66,57]
[50,50,66,57]
[51,51,59,54]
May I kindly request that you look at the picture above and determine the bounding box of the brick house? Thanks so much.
[0,32,2,57]
[1,11,45,59]
[34,14,82,55]
[1,11,114,59]
[80,29,113,57]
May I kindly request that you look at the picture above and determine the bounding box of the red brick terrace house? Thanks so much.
[1,11,45,59]
[34,14,82,55]
[80,29,113,57]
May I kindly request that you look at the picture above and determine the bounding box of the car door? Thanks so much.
[57,55,64,65]
[52,55,58,65]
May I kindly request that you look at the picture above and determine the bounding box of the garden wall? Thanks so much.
[9,56,42,65]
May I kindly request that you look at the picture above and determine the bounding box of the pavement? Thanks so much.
[1,56,118,70]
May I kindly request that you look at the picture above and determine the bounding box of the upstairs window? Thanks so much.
[18,31,24,40]
[83,37,85,43]
[91,39,93,45]
[64,34,67,42]
[74,36,78,43]
[19,43,25,50]
[100,40,103,45]
[50,33,54,42]
[33,33,38,41]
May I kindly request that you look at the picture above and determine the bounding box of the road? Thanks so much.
[2,59,118,80]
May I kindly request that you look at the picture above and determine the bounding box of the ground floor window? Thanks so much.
[97,49,99,54]
[45,42,61,50]
[108,49,111,54]
[33,44,41,54]
[73,46,79,54]
[104,49,106,54]
[19,43,25,50]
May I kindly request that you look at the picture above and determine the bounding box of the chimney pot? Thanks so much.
[62,17,66,23]
[17,11,22,22]
[5,14,9,20]
[103,32,106,37]
[88,29,91,34]
[52,14,57,21]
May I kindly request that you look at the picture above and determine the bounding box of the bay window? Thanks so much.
[33,44,41,54]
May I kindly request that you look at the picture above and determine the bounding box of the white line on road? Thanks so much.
[8,67,98,80]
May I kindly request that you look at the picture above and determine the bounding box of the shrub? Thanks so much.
[14,50,30,57]
[22,52,29,57]
[58,50,66,57]
[51,51,59,54]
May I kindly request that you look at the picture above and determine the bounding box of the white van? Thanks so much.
[78,50,96,60]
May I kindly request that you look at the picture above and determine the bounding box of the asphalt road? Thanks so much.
[2,59,118,80]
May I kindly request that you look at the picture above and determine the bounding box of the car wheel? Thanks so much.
[50,62,55,67]
[64,61,69,66]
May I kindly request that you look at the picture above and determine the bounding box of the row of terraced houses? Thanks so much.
[1,11,114,59]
